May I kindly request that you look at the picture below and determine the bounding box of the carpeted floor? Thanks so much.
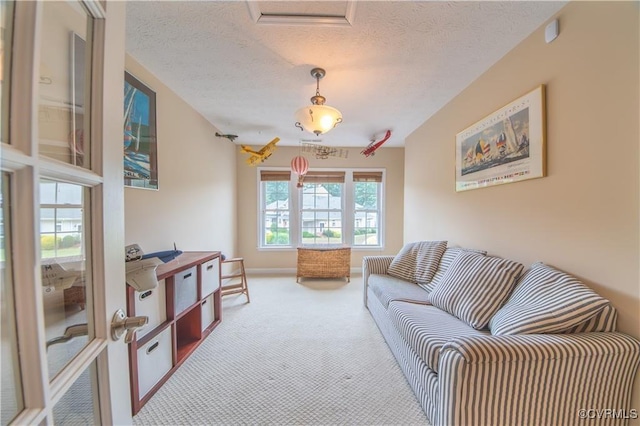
[133,274,429,425]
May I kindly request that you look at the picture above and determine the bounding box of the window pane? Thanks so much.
[52,359,100,424]
[40,181,57,204]
[354,181,380,246]
[356,182,378,209]
[354,212,379,245]
[40,180,93,380]
[301,183,343,245]
[301,210,343,245]
[1,172,24,425]
[38,1,92,167]
[262,181,289,246]
[1,1,14,145]
[55,183,83,204]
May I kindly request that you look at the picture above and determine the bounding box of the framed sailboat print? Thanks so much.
[455,85,546,192]
[124,72,158,190]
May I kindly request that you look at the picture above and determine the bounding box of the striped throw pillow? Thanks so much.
[387,241,447,283]
[489,262,610,335]
[428,252,524,330]
[422,247,487,292]
[415,241,448,284]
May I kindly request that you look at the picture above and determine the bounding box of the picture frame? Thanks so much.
[124,72,158,190]
[455,85,546,192]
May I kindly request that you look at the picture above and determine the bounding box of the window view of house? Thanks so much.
[301,182,343,245]
[353,172,382,246]
[262,178,290,246]
[260,169,383,248]
[40,180,84,259]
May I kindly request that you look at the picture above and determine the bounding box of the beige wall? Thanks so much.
[405,1,639,410]
[236,146,405,270]
[124,56,237,258]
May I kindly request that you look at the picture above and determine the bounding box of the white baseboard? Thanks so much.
[245,267,362,275]
[245,268,296,275]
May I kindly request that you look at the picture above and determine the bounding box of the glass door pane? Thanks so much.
[40,179,94,380]
[1,172,24,425]
[52,359,100,424]
[37,1,91,167]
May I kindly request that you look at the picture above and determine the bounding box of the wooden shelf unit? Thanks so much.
[127,251,222,415]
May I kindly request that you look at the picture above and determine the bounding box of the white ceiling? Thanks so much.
[125,1,565,148]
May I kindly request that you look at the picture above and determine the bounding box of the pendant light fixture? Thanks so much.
[295,68,343,136]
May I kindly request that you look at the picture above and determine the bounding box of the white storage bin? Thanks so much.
[201,293,216,331]
[134,279,166,340]
[137,327,172,398]
[201,257,220,298]
[173,266,197,316]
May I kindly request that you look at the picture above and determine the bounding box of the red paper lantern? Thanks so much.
[291,155,309,176]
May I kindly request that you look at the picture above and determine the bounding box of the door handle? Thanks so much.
[111,309,148,343]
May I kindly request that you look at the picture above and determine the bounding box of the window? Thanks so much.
[260,170,291,246]
[258,168,384,249]
[39,180,85,259]
[353,171,382,246]
[301,171,345,245]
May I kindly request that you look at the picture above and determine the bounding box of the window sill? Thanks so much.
[351,245,386,251]
[257,246,296,252]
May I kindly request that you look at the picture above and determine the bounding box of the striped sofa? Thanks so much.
[363,245,640,426]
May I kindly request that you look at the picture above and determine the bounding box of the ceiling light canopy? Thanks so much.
[295,68,342,136]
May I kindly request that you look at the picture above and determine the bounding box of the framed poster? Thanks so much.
[455,85,546,192]
[124,72,158,189]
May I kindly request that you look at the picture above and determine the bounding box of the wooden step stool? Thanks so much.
[220,257,250,303]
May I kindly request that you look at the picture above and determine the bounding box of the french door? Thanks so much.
[1,1,130,424]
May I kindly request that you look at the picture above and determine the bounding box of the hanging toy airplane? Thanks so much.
[215,132,238,142]
[361,130,392,157]
[301,142,349,160]
[240,137,281,166]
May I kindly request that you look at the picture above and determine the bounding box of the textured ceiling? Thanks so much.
[125,1,565,148]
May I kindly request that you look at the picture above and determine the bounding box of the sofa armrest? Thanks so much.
[362,256,394,306]
[438,332,640,426]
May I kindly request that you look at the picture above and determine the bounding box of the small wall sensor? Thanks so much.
[545,19,559,44]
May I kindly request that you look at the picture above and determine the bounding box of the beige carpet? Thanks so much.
[133,275,428,425]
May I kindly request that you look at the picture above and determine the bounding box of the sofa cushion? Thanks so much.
[368,274,431,308]
[428,252,524,330]
[561,303,617,333]
[388,301,488,373]
[387,241,447,284]
[489,262,611,335]
[424,247,487,292]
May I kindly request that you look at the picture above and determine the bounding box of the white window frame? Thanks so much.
[257,168,385,250]
[351,172,384,248]
[258,168,293,249]
[300,174,345,246]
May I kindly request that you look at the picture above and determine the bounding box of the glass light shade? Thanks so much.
[295,104,343,136]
